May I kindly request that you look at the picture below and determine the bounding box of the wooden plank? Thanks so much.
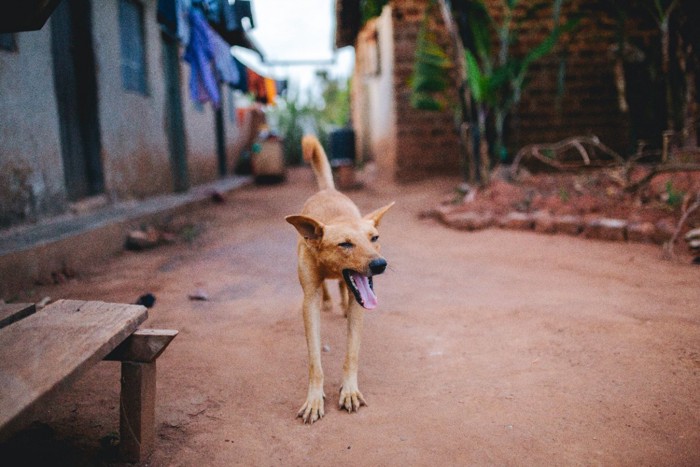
[0,299,147,435]
[105,329,178,363]
[0,303,36,329]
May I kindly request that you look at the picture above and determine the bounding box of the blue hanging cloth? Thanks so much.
[183,8,220,108]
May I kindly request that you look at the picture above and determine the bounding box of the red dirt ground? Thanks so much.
[1,168,699,466]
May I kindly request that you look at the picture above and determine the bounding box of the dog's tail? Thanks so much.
[302,135,335,191]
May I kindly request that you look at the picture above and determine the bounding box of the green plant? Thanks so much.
[272,74,351,166]
[409,0,454,111]
[664,180,684,208]
[462,0,580,179]
[558,186,570,203]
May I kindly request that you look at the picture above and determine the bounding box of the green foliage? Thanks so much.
[274,94,313,166]
[459,0,580,166]
[317,71,351,127]
[409,0,453,111]
[558,186,570,203]
[272,74,351,166]
[664,180,684,208]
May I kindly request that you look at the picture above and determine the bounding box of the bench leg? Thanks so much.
[119,361,156,463]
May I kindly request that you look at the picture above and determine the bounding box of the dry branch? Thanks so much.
[510,135,624,178]
[509,135,700,195]
[624,163,700,192]
[663,192,700,260]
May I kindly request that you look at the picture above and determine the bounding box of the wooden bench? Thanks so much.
[0,299,177,462]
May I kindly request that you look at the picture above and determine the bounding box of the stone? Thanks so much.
[445,211,495,231]
[687,238,700,254]
[552,215,584,236]
[499,212,535,230]
[532,211,556,234]
[627,222,656,243]
[684,227,700,242]
[584,218,627,242]
[653,218,676,244]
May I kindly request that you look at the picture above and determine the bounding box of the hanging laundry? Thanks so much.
[264,77,277,105]
[183,8,220,108]
[246,68,268,104]
[275,80,289,98]
[156,0,178,38]
[209,29,240,87]
[218,0,237,31]
[232,57,249,93]
[157,0,191,44]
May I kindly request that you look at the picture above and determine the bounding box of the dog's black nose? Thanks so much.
[369,258,387,275]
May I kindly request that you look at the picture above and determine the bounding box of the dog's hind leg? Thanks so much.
[339,302,367,412]
[321,281,333,313]
[339,280,350,317]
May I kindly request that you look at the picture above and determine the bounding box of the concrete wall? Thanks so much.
[0,28,67,227]
[181,58,244,187]
[93,0,174,200]
[182,88,217,187]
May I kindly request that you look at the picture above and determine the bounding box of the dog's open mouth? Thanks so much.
[343,269,377,310]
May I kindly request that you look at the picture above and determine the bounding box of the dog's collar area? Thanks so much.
[343,269,377,310]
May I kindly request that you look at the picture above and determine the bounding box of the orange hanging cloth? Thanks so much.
[246,69,267,104]
[264,78,277,105]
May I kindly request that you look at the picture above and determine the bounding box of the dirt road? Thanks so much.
[5,168,700,466]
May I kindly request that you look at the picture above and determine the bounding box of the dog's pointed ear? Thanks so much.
[363,201,395,227]
[285,215,325,240]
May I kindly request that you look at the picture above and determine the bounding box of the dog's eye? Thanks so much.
[371,235,379,242]
[338,241,354,248]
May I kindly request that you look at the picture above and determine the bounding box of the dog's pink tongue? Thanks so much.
[352,272,378,310]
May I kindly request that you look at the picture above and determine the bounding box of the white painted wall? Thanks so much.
[352,6,396,174]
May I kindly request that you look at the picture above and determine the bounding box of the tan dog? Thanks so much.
[286,135,394,424]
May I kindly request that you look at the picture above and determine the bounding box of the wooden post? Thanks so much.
[106,329,177,463]
[120,361,156,463]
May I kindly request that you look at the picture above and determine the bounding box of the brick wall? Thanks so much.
[490,0,656,156]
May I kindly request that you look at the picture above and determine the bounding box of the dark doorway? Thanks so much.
[51,0,104,201]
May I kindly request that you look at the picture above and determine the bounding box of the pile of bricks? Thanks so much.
[433,206,678,245]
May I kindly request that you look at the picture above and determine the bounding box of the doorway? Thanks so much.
[51,0,104,201]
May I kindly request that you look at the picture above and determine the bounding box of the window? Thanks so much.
[118,0,148,94]
[0,33,17,52]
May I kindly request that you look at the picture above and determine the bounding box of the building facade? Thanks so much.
[342,0,653,182]
[0,0,247,229]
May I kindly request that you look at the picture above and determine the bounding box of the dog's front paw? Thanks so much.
[297,389,325,424]
[339,384,367,413]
